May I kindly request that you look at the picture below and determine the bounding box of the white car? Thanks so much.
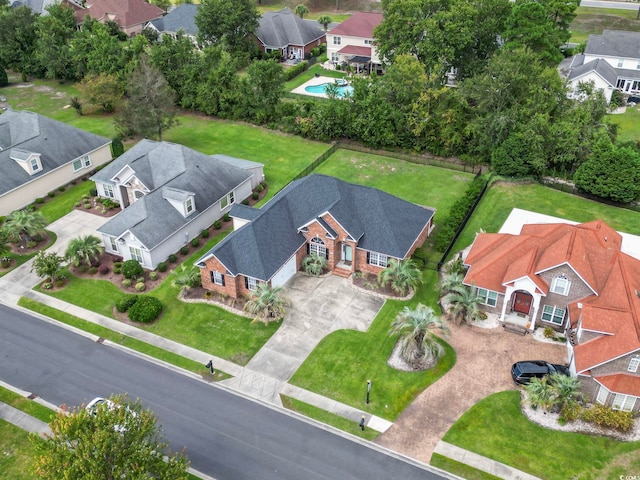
[86,397,136,432]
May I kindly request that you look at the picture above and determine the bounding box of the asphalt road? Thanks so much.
[0,304,448,480]
[580,0,640,9]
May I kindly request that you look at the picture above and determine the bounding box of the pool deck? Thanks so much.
[291,76,348,98]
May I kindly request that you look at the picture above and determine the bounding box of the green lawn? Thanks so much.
[430,454,501,480]
[34,182,93,224]
[42,233,278,366]
[290,269,456,420]
[452,181,640,256]
[0,421,36,480]
[441,391,640,480]
[571,7,640,44]
[609,106,640,144]
[0,386,55,424]
[284,63,346,91]
[0,232,56,278]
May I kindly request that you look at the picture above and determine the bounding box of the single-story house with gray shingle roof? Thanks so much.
[196,174,435,299]
[253,7,325,60]
[565,30,640,102]
[91,139,264,270]
[145,3,199,43]
[0,108,112,216]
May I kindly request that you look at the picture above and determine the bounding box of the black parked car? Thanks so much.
[511,360,570,385]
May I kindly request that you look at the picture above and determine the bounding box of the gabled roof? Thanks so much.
[595,372,640,398]
[197,174,435,281]
[256,7,325,48]
[0,109,110,197]
[148,3,198,37]
[81,0,163,28]
[585,30,640,60]
[328,12,382,38]
[568,58,618,87]
[93,140,253,250]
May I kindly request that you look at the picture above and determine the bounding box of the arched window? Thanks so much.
[134,190,145,200]
[310,236,326,258]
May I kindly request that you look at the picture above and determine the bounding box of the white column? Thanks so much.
[500,286,514,322]
[529,294,542,330]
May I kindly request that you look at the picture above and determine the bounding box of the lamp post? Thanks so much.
[366,380,371,404]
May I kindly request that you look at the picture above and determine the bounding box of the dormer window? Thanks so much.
[30,158,41,172]
[185,197,194,214]
[551,275,570,296]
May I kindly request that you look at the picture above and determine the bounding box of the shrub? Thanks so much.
[89,188,98,197]
[128,295,162,323]
[191,238,200,248]
[580,405,634,432]
[283,60,309,81]
[77,265,87,273]
[543,327,555,339]
[116,295,138,313]
[242,199,250,205]
[149,271,159,280]
[135,282,146,292]
[114,261,122,268]
[88,266,98,275]
[122,278,132,288]
[42,282,53,290]
[168,254,177,263]
[252,192,259,200]
[58,186,65,192]
[180,246,189,255]
[84,203,92,209]
[214,220,222,230]
[47,191,56,198]
[70,95,83,115]
[201,229,210,239]
[255,183,264,193]
[121,259,143,279]
[113,267,121,274]
[99,265,110,275]
[157,262,167,273]
[35,198,45,204]
[204,291,213,299]
[559,400,582,423]
[135,276,145,283]
[0,68,8,87]
[26,241,37,248]
[223,213,231,222]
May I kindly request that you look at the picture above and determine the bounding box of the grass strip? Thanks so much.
[430,453,501,480]
[0,386,55,423]
[17,297,228,379]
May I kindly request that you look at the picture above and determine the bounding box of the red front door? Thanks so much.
[513,292,532,314]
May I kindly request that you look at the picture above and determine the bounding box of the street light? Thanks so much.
[366,380,371,404]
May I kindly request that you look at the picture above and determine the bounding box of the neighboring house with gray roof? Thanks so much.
[10,0,56,14]
[565,30,640,102]
[91,139,263,270]
[145,3,199,42]
[254,7,325,60]
[196,174,435,299]
[0,108,112,216]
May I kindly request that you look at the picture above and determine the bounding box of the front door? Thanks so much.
[342,244,352,264]
[513,292,532,315]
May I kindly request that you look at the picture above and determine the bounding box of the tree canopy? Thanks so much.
[195,0,260,50]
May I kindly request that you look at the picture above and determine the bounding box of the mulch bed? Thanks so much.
[72,196,121,218]
[351,271,407,298]
[7,232,53,256]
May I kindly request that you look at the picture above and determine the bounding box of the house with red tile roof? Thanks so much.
[73,0,163,36]
[463,220,640,412]
[326,12,383,74]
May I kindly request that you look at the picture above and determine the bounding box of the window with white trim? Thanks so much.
[246,276,258,291]
[551,275,570,296]
[637,61,640,70]
[331,52,339,62]
[618,58,625,67]
[211,271,225,286]
[30,158,41,172]
[129,247,143,263]
[309,236,326,257]
[364,39,373,45]
[103,184,115,198]
[185,198,194,214]
[333,36,341,45]
[541,305,566,325]
[220,192,234,209]
[83,155,91,168]
[629,357,640,373]
[368,252,388,267]
[596,384,609,405]
[109,237,118,252]
[476,287,498,307]
[72,155,91,172]
[612,393,636,412]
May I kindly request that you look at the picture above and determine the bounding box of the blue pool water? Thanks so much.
[304,82,354,98]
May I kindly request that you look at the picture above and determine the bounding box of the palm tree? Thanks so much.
[2,209,47,245]
[243,283,289,325]
[525,377,555,410]
[171,265,201,297]
[439,271,464,294]
[31,250,64,283]
[442,283,483,325]
[65,235,103,267]
[295,4,308,19]
[389,304,449,367]
[378,259,422,296]
[317,15,332,31]
[549,372,581,407]
[302,253,327,276]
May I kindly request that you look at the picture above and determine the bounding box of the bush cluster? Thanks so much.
[168,254,177,263]
[115,295,138,313]
[434,176,486,251]
[135,282,146,292]
[149,271,159,281]
[214,220,221,229]
[190,238,200,247]
[157,262,167,273]
[122,278,132,288]
[180,246,189,255]
[128,296,162,323]
[580,405,634,432]
[201,229,210,239]
[283,61,309,81]
[121,259,143,279]
[223,213,230,222]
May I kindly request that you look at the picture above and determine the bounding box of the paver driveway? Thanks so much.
[376,322,567,463]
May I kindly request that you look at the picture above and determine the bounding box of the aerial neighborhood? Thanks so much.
[1,0,640,478]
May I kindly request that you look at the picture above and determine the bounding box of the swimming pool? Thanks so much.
[304,82,354,98]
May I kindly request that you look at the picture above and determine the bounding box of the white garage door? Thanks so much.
[271,255,297,287]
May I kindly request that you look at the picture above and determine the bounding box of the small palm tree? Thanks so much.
[2,209,47,245]
[524,377,555,410]
[65,235,103,267]
[549,372,581,407]
[390,304,449,367]
[442,283,483,325]
[439,271,464,294]
[295,3,308,19]
[171,265,201,297]
[317,15,332,31]
[31,250,64,283]
[243,283,289,325]
[378,259,422,296]
[302,253,327,276]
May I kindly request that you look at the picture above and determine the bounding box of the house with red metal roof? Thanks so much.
[463,220,640,412]
[73,0,163,36]
[326,12,383,74]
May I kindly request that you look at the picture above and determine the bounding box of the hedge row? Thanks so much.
[434,175,486,251]
[284,61,309,81]
[128,295,163,323]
